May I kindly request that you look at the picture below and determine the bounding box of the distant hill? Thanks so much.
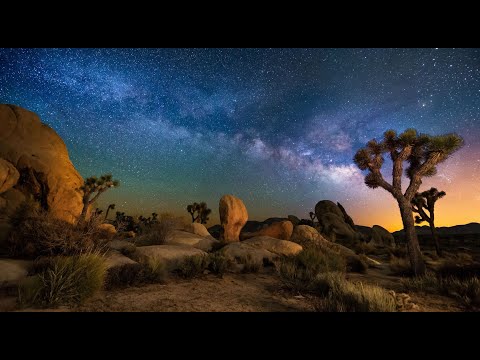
[392,222,480,236]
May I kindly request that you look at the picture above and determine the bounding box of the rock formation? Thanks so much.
[241,220,293,241]
[0,104,84,223]
[314,200,360,245]
[219,194,248,243]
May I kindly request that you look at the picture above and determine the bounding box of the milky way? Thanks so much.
[1,48,479,230]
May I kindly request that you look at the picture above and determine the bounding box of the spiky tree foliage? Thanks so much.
[411,188,446,257]
[354,129,463,276]
[152,213,158,222]
[79,174,120,223]
[104,204,115,221]
[187,202,212,224]
[309,211,317,224]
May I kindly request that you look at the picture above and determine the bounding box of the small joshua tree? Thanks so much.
[354,129,463,276]
[309,211,317,224]
[104,203,115,221]
[411,188,446,257]
[79,174,119,223]
[187,202,212,224]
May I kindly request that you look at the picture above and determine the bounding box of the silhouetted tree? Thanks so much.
[152,212,158,222]
[309,211,317,224]
[94,208,103,217]
[412,188,446,257]
[105,203,115,220]
[354,129,463,276]
[187,202,212,224]
[79,174,119,223]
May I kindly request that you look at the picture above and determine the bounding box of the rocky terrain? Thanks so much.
[0,105,479,313]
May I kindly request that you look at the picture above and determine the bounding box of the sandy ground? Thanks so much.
[1,263,469,312]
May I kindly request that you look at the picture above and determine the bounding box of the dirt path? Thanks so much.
[74,272,313,312]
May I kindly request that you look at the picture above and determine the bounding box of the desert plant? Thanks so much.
[104,263,145,289]
[411,188,446,256]
[277,246,346,292]
[186,202,212,224]
[354,129,463,275]
[8,206,108,258]
[208,252,232,276]
[135,217,176,246]
[401,272,480,307]
[389,255,413,276]
[104,203,115,221]
[79,173,120,223]
[143,257,168,283]
[18,252,107,307]
[239,253,262,273]
[177,255,208,279]
[313,272,397,312]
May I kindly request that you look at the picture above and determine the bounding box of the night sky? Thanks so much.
[1,48,479,230]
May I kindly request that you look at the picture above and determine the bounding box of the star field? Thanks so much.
[0,48,479,230]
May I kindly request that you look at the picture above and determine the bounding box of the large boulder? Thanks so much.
[219,194,248,243]
[108,239,136,255]
[371,225,395,247]
[0,259,32,288]
[105,250,138,269]
[241,220,294,241]
[287,215,300,226]
[220,242,277,265]
[97,223,117,239]
[291,224,327,247]
[184,222,211,237]
[0,104,84,223]
[314,200,359,245]
[0,159,19,194]
[207,224,223,240]
[167,230,219,252]
[242,236,302,256]
[132,245,207,271]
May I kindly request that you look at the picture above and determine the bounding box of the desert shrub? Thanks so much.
[401,272,480,307]
[353,242,377,255]
[143,257,168,283]
[18,252,107,307]
[135,217,175,246]
[387,246,407,258]
[240,253,262,273]
[355,254,370,274]
[177,255,208,279]
[8,206,108,258]
[437,262,480,280]
[277,246,346,292]
[313,272,396,312]
[208,252,232,276]
[389,255,413,276]
[104,263,146,289]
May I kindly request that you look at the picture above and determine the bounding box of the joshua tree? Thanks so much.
[354,129,463,276]
[105,203,116,221]
[411,188,446,257]
[79,174,120,223]
[309,211,317,224]
[187,202,212,224]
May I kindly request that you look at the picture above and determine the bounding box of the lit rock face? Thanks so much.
[0,159,19,194]
[219,194,248,243]
[0,104,84,223]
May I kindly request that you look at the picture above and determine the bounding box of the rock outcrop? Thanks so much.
[241,220,293,241]
[167,230,218,252]
[0,159,19,195]
[314,200,360,245]
[0,104,84,223]
[184,222,211,237]
[0,259,32,288]
[219,194,248,243]
[356,225,394,247]
[242,236,302,256]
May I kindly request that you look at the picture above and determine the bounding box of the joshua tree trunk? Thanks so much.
[398,198,426,276]
[429,223,442,257]
[79,201,89,224]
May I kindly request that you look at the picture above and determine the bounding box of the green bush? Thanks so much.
[313,272,397,312]
[208,252,232,276]
[177,255,208,279]
[135,218,175,246]
[277,246,346,292]
[18,253,107,307]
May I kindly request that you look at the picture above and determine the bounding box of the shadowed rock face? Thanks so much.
[219,194,248,243]
[314,200,359,245]
[0,104,83,223]
[241,220,294,241]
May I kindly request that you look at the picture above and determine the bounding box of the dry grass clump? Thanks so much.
[177,255,209,279]
[207,252,233,276]
[389,255,413,276]
[18,252,107,307]
[7,202,108,258]
[313,272,397,312]
[135,217,176,246]
[239,253,262,273]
